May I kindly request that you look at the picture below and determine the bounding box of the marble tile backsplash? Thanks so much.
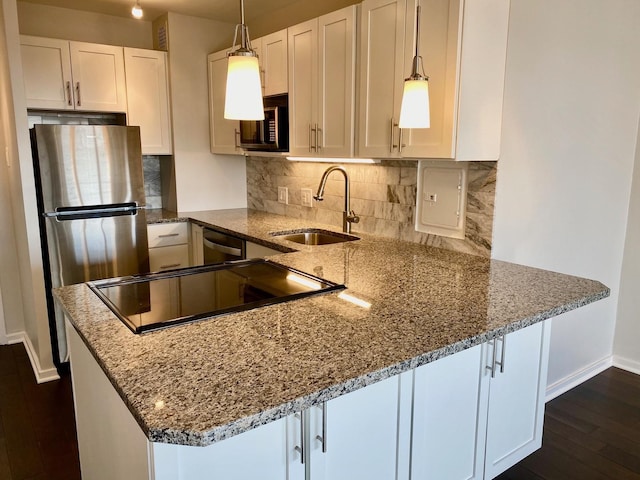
[246,157,496,257]
[143,155,163,209]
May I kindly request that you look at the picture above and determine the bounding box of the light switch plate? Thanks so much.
[278,186,288,204]
[301,188,313,207]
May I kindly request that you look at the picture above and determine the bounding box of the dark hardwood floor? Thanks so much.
[498,367,640,480]
[0,341,638,480]
[0,343,80,480]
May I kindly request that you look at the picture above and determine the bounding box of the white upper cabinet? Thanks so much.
[288,5,357,157]
[358,0,510,160]
[357,0,407,158]
[20,36,74,110]
[207,49,241,155]
[69,41,127,112]
[21,36,127,113]
[124,48,172,155]
[254,29,288,96]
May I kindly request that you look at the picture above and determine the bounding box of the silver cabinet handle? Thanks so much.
[495,336,506,373]
[315,402,327,453]
[234,128,240,149]
[158,233,180,238]
[294,412,305,464]
[315,123,321,151]
[486,338,498,378]
[398,126,405,154]
[75,82,81,106]
[308,123,313,152]
[66,81,72,106]
[389,117,396,153]
[159,263,181,269]
[202,238,242,257]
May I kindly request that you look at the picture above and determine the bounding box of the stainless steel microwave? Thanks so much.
[239,94,289,152]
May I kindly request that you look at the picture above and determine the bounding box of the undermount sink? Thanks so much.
[270,229,359,245]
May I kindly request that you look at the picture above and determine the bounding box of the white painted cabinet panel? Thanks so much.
[288,19,318,156]
[288,6,357,157]
[255,29,289,96]
[152,417,297,480]
[69,41,127,112]
[411,344,487,480]
[207,50,242,155]
[308,372,411,480]
[67,323,152,480]
[357,0,406,158]
[483,321,551,478]
[124,48,172,155]
[20,36,74,110]
[358,0,509,160]
[411,321,550,480]
[20,36,127,112]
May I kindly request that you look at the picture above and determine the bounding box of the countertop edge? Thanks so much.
[145,287,609,447]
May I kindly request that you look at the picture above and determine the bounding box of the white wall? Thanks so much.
[166,12,247,212]
[0,0,26,341]
[493,0,640,392]
[0,0,56,376]
[17,1,152,48]
[614,117,640,374]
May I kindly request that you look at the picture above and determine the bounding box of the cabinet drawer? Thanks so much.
[149,244,190,272]
[148,222,188,247]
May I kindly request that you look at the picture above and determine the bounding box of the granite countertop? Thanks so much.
[55,208,609,447]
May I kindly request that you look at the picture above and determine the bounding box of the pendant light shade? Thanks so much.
[224,0,264,121]
[398,3,430,129]
[131,0,143,18]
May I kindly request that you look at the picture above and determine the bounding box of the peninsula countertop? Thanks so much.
[54,208,609,447]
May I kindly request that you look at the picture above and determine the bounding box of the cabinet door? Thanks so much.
[69,41,127,112]
[149,244,190,272]
[124,48,172,155]
[483,321,550,479]
[207,50,241,155]
[411,344,488,480]
[20,35,74,110]
[308,373,411,480]
[153,416,301,480]
[261,30,288,96]
[317,6,357,157]
[400,0,460,159]
[357,0,406,158]
[288,19,318,156]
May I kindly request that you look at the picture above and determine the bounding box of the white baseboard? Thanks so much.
[545,355,613,402]
[5,331,60,383]
[613,355,640,376]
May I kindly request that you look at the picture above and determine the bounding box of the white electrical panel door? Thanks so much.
[415,160,468,239]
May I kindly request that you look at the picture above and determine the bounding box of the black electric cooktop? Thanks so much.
[89,259,345,333]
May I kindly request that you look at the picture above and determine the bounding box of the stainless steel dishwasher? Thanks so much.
[202,228,245,264]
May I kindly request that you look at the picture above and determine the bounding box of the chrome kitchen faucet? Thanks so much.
[313,166,360,234]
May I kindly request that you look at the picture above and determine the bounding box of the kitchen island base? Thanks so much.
[67,319,550,480]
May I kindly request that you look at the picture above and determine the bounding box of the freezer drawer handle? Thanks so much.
[203,238,242,257]
[158,233,180,238]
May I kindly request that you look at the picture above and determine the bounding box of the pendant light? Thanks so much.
[224,0,264,120]
[131,0,143,19]
[398,3,430,129]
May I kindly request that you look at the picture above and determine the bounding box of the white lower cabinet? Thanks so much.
[152,373,411,480]
[67,318,550,480]
[411,320,551,480]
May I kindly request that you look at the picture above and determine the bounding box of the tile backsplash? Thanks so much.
[143,155,163,209]
[246,157,496,257]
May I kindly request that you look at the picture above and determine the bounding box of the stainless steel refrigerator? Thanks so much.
[31,124,150,368]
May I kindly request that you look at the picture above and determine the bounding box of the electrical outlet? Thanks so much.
[278,186,288,204]
[301,188,313,207]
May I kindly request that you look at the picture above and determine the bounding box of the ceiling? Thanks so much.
[18,0,303,23]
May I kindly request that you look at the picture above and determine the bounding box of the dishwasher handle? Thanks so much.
[203,238,243,257]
